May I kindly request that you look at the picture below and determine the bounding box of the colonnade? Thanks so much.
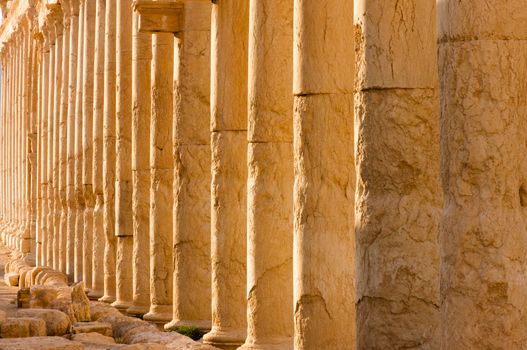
[0,0,526,349]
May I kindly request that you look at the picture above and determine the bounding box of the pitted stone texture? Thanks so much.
[17,308,71,336]
[72,332,116,345]
[72,321,113,337]
[29,282,90,322]
[439,38,527,348]
[0,317,47,338]
[355,90,441,348]
[0,336,84,350]
[112,345,167,350]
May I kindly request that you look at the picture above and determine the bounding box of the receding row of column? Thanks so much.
[3,0,523,349]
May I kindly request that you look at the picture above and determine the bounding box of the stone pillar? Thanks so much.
[82,0,96,292]
[143,31,174,325]
[58,2,71,274]
[90,0,106,300]
[438,1,527,347]
[46,21,56,268]
[354,1,441,348]
[66,0,80,280]
[239,0,294,348]
[74,0,85,282]
[292,1,355,349]
[127,10,151,317]
[39,30,50,267]
[51,4,64,271]
[202,0,249,347]
[101,0,117,304]
[167,1,212,331]
[112,0,134,312]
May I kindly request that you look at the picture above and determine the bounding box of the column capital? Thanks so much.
[133,0,210,34]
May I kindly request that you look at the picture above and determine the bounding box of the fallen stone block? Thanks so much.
[90,301,122,321]
[0,317,46,338]
[72,321,113,337]
[112,344,168,350]
[4,272,19,286]
[0,336,84,350]
[17,288,30,308]
[17,308,71,336]
[29,282,91,323]
[72,331,116,345]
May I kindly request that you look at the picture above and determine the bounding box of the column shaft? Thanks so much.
[143,32,173,324]
[438,1,527,347]
[112,0,134,311]
[166,2,212,331]
[101,0,117,304]
[354,1,441,348]
[292,1,355,349]
[203,0,249,347]
[91,0,106,299]
[128,10,151,316]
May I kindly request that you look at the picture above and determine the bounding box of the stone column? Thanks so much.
[167,1,211,331]
[127,10,151,317]
[90,0,106,300]
[101,0,117,304]
[354,1,441,348]
[74,0,85,282]
[112,0,134,312]
[239,0,294,348]
[292,1,355,349]
[39,30,50,267]
[438,1,527,347]
[202,0,249,347]
[51,4,64,271]
[82,0,96,292]
[46,21,56,268]
[66,0,80,280]
[58,2,71,274]
[143,31,173,325]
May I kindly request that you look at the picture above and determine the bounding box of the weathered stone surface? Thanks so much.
[111,344,167,350]
[0,336,84,350]
[17,288,30,308]
[17,308,70,336]
[71,282,91,322]
[90,301,122,321]
[4,272,19,286]
[0,317,47,338]
[72,321,113,337]
[72,331,116,345]
[29,282,90,322]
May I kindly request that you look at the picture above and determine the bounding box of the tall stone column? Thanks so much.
[101,0,117,304]
[239,0,294,348]
[202,0,249,347]
[354,1,441,348]
[168,1,211,331]
[292,1,355,349]
[66,0,80,280]
[46,21,56,268]
[58,2,71,274]
[82,0,96,292]
[143,31,174,325]
[90,0,106,300]
[51,4,64,271]
[74,0,85,282]
[128,10,151,317]
[438,1,527,347]
[112,0,134,312]
[39,30,50,267]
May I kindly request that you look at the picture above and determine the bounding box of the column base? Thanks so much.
[203,327,246,350]
[238,337,293,350]
[99,295,116,304]
[126,304,150,317]
[143,305,172,326]
[164,319,211,331]
[88,289,104,301]
[111,299,133,313]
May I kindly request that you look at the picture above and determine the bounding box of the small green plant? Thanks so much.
[171,326,206,341]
